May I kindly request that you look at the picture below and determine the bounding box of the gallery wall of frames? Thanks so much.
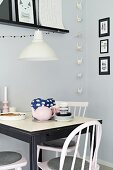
[75,0,86,95]
[98,17,110,75]
[0,0,37,25]
[0,0,69,33]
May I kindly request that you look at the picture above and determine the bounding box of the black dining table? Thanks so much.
[0,114,102,170]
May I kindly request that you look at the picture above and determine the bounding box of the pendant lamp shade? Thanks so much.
[19,30,57,61]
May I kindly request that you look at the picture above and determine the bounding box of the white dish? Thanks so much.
[54,115,73,122]
[0,112,26,121]
[59,107,68,111]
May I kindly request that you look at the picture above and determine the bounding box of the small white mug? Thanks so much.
[9,107,16,112]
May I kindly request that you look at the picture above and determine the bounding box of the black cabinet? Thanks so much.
[0,0,69,33]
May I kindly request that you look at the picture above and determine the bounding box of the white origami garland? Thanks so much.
[76,0,84,95]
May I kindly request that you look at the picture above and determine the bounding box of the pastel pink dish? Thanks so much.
[32,106,52,121]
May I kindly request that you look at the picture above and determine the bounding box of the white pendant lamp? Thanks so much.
[19,30,58,61]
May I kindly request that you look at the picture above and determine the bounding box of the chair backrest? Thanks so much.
[55,101,88,117]
[59,120,102,170]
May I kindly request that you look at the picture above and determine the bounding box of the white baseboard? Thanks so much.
[98,159,113,168]
[86,156,113,168]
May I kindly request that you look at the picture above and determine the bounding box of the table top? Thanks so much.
[0,113,98,132]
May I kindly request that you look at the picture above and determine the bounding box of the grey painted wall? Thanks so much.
[0,0,112,169]
[0,0,87,112]
[86,0,113,167]
[0,0,87,169]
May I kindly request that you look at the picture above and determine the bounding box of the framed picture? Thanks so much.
[100,39,109,54]
[99,56,110,75]
[15,0,36,24]
[0,0,12,21]
[99,17,110,37]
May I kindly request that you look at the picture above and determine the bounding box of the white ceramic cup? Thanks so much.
[9,107,16,112]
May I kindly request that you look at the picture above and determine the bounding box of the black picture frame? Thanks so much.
[100,39,109,54]
[99,17,110,37]
[0,0,12,21]
[99,56,110,75]
[15,0,36,25]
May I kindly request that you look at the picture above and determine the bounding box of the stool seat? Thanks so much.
[47,156,89,170]
[0,151,27,170]
[0,151,22,166]
[43,139,75,148]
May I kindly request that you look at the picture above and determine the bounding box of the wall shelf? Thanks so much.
[0,19,69,33]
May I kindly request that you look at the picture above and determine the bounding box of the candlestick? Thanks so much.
[3,100,9,113]
[4,86,8,101]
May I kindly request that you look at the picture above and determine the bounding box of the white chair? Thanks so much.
[38,120,102,170]
[37,102,88,159]
[0,151,27,170]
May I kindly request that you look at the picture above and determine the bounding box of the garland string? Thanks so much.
[0,34,34,39]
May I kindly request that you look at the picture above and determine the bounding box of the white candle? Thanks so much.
[4,86,8,101]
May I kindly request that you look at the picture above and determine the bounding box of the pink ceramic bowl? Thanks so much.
[32,106,52,121]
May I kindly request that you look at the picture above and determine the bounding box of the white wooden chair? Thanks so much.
[37,102,88,159]
[38,120,102,170]
[0,151,27,170]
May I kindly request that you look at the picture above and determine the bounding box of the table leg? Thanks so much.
[29,136,37,170]
[38,150,42,170]
[90,125,96,157]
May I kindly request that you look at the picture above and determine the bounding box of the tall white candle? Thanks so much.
[4,86,8,101]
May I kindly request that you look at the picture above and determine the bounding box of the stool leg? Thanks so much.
[55,151,59,157]
[15,167,22,170]
[37,147,40,162]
